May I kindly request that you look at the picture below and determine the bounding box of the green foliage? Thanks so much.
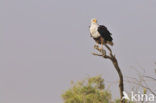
[62,76,112,103]
[115,99,134,103]
[62,75,134,103]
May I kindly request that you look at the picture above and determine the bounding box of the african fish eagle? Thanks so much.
[89,18,113,48]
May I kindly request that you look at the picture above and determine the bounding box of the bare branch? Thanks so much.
[92,53,103,56]
[125,80,156,96]
[144,76,156,81]
[92,44,125,103]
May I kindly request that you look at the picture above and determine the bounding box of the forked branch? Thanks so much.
[92,45,125,103]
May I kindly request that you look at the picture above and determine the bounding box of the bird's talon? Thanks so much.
[94,45,98,48]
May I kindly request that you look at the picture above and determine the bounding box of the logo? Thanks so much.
[122,91,155,102]
[122,91,130,101]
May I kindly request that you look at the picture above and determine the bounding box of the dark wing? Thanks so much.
[97,25,113,41]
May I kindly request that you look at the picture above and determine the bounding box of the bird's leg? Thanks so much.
[96,42,99,46]
[100,37,104,50]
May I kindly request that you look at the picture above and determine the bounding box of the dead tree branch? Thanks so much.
[125,78,156,97]
[144,76,156,81]
[92,45,125,103]
[126,71,156,97]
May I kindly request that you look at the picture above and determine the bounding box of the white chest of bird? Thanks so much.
[89,24,100,38]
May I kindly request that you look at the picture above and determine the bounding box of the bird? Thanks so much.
[122,91,130,101]
[89,18,113,49]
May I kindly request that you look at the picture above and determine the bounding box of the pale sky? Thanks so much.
[1,0,156,103]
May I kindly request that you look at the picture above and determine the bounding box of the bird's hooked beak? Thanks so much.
[93,19,97,23]
[91,18,97,24]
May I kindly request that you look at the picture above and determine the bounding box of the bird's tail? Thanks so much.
[107,41,114,46]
